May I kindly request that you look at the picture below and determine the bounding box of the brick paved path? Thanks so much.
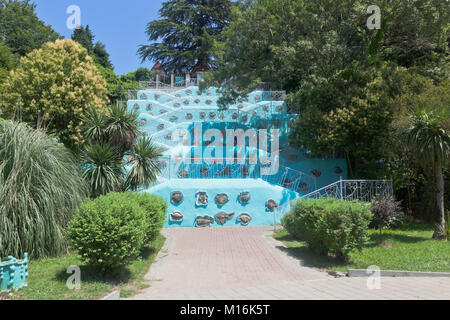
[128,226,450,300]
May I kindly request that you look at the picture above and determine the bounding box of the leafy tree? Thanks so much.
[72,23,165,105]
[202,0,373,106]
[377,0,449,71]
[95,66,156,106]
[0,120,87,259]
[138,0,234,73]
[200,0,449,224]
[388,76,450,221]
[0,39,109,150]
[203,0,449,179]
[204,0,449,104]
[96,64,137,104]
[121,67,154,83]
[0,0,61,57]
[405,111,450,239]
[0,40,13,83]
[71,25,113,69]
[289,62,409,177]
[71,25,128,105]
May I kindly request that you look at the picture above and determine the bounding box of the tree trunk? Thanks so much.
[432,161,446,239]
[379,223,383,244]
[345,151,354,178]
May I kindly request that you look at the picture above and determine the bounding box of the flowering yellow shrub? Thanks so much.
[0,39,108,149]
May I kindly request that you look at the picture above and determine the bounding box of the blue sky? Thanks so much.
[33,0,165,75]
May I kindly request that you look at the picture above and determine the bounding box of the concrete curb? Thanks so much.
[101,290,121,300]
[348,269,450,278]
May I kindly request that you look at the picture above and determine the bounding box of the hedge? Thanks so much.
[281,198,373,259]
[127,192,167,242]
[67,192,167,269]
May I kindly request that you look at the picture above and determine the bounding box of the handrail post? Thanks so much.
[273,207,277,232]
[340,176,343,199]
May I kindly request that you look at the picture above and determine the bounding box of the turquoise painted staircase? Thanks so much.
[127,85,349,227]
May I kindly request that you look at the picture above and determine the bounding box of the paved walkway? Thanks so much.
[128,226,450,300]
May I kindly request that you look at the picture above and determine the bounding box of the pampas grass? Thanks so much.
[0,120,87,259]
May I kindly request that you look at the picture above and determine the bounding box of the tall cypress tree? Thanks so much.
[93,42,113,69]
[71,25,113,69]
[138,0,233,73]
[71,25,94,54]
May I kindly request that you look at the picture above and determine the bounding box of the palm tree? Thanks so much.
[82,143,123,198]
[81,105,164,197]
[406,111,450,239]
[105,103,140,156]
[81,107,108,144]
[125,137,164,191]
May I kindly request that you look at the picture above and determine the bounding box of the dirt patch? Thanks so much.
[381,241,395,249]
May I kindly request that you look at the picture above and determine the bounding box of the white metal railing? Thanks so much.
[154,156,316,191]
[300,178,393,202]
[127,73,287,98]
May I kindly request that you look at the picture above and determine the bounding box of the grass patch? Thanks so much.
[275,223,450,273]
[7,234,165,300]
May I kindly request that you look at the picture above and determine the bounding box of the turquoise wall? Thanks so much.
[147,179,299,228]
[286,158,348,189]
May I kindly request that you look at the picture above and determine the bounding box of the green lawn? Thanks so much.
[274,224,450,273]
[5,234,165,300]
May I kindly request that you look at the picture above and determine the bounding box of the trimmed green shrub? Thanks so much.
[127,192,167,242]
[281,198,373,259]
[67,192,147,269]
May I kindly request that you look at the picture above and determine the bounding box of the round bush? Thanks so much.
[282,198,373,259]
[127,192,167,243]
[67,192,147,269]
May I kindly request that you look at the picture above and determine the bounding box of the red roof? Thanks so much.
[192,61,213,73]
[151,61,167,74]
